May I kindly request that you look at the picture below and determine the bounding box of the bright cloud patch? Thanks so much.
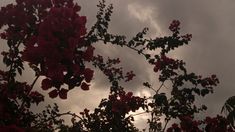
[127,3,162,36]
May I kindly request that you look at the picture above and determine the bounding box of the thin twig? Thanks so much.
[156,82,164,93]
[20,75,40,110]
[150,87,158,93]
[29,75,40,92]
[126,111,149,119]
[32,111,85,128]
[162,118,170,132]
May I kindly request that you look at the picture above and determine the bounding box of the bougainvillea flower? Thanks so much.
[48,89,58,98]
[59,88,68,99]
[81,82,90,91]
[41,78,53,90]
[83,68,94,83]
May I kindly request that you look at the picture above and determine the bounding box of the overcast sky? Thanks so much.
[78,0,235,124]
[1,0,235,130]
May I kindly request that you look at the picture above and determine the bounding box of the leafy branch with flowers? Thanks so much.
[0,0,234,131]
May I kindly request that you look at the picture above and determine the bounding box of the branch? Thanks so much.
[126,111,149,119]
[162,118,170,132]
[19,75,40,110]
[156,82,164,93]
[29,75,40,92]
[32,111,85,128]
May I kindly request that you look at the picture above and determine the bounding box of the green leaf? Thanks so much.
[201,89,209,97]
[154,93,168,106]
[222,96,235,128]
[17,67,22,75]
[144,54,151,59]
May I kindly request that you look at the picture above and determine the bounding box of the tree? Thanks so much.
[0,0,234,131]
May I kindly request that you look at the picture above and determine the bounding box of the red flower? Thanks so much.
[154,61,161,72]
[68,37,78,50]
[78,16,87,25]
[59,88,68,99]
[46,65,65,82]
[211,74,216,79]
[74,4,81,12]
[18,0,88,94]
[181,34,192,41]
[0,125,24,132]
[41,78,53,90]
[83,46,95,61]
[126,92,133,98]
[172,123,179,129]
[84,68,94,83]
[48,89,58,98]
[169,20,180,32]
[81,82,90,91]
[179,116,194,131]
[0,32,7,39]
[21,45,43,65]
[167,128,173,132]
[125,71,135,82]
[73,64,81,76]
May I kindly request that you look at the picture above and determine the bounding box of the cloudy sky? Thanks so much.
[1,0,235,130]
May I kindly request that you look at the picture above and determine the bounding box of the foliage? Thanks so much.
[0,0,234,131]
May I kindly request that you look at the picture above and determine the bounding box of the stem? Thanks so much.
[20,75,40,110]
[150,87,158,93]
[7,50,15,83]
[156,82,164,93]
[124,44,147,56]
[7,40,23,83]
[162,118,170,132]
[126,111,149,119]
[33,111,85,128]
[46,112,84,123]
[29,75,40,93]
[94,37,148,57]
[149,112,154,132]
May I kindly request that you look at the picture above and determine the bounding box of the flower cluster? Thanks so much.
[109,91,145,115]
[153,55,185,83]
[125,71,135,82]
[153,55,179,73]
[169,20,181,32]
[181,34,192,42]
[18,0,95,98]
[167,115,234,132]
[0,124,24,132]
[199,74,219,87]
[204,115,234,132]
